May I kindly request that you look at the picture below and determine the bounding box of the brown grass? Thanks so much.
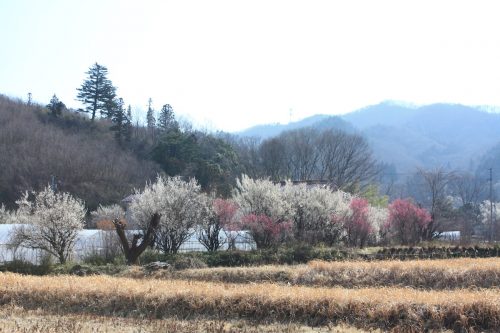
[0,272,498,331]
[135,258,500,289]
[0,305,372,333]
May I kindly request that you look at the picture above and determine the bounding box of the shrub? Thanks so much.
[0,259,52,275]
[171,256,207,270]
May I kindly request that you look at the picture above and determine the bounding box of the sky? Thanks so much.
[1,1,500,132]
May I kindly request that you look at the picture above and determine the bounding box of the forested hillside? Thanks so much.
[0,94,253,209]
[0,95,159,210]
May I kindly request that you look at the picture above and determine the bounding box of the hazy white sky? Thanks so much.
[1,0,500,131]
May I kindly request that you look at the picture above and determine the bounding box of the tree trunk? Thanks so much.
[114,213,160,265]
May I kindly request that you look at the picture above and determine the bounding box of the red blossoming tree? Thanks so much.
[344,198,373,248]
[387,199,431,245]
[198,198,241,252]
[217,199,240,250]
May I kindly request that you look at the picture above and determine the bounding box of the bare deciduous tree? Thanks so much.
[449,172,485,206]
[259,137,287,181]
[407,167,453,239]
[284,128,320,181]
[258,128,378,192]
[316,130,378,191]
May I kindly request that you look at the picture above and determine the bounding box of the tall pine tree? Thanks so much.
[46,94,65,117]
[125,105,133,142]
[111,98,127,145]
[157,103,179,132]
[76,63,117,121]
[146,98,156,141]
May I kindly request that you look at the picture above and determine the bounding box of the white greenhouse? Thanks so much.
[0,224,255,264]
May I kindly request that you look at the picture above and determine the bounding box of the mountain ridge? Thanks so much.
[236,101,500,174]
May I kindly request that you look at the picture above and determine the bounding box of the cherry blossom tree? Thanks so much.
[367,205,389,243]
[387,199,431,245]
[344,198,372,247]
[198,198,240,251]
[281,183,351,244]
[241,214,292,248]
[130,176,207,254]
[233,175,292,221]
[10,186,86,264]
[0,204,12,224]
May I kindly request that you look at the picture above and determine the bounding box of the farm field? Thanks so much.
[1,258,499,332]
[0,305,371,333]
[131,257,500,289]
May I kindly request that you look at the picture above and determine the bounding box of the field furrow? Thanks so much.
[127,258,500,289]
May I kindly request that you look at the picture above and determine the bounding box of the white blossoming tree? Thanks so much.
[479,200,500,240]
[367,205,389,243]
[10,186,86,264]
[233,175,292,221]
[281,183,351,244]
[233,175,294,247]
[0,204,12,224]
[130,176,207,254]
[111,181,162,264]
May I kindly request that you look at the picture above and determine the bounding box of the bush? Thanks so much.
[171,256,207,270]
[82,252,108,266]
[51,262,127,275]
[82,250,126,266]
[0,259,52,275]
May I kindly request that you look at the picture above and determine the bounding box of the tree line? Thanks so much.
[4,176,431,264]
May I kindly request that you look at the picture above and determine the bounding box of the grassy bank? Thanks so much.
[125,257,500,290]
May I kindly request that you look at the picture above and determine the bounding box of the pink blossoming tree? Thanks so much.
[387,199,431,245]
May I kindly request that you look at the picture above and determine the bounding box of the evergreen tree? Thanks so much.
[157,103,179,132]
[126,104,133,122]
[46,94,65,117]
[76,63,117,121]
[146,98,155,128]
[124,105,133,142]
[111,98,126,145]
[146,98,156,141]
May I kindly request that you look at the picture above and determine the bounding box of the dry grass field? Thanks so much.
[128,257,500,289]
[1,258,499,332]
[0,305,371,333]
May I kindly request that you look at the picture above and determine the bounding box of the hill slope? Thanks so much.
[0,95,159,210]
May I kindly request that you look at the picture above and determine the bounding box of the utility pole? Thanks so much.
[489,168,493,242]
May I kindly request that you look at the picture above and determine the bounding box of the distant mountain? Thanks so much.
[237,114,354,139]
[235,101,500,174]
[342,101,419,129]
[348,102,500,172]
